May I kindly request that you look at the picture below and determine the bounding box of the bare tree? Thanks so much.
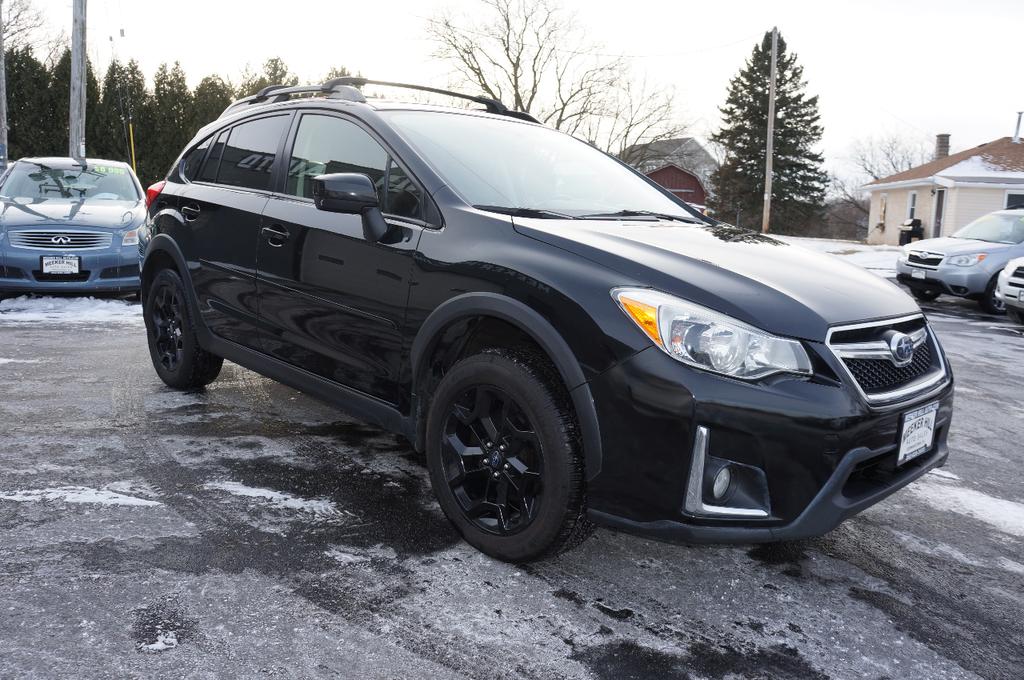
[427,0,686,158]
[3,0,45,51]
[850,134,931,181]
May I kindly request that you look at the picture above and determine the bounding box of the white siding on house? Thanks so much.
[945,188,1007,234]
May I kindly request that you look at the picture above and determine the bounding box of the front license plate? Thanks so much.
[41,256,80,275]
[1018,288,1024,302]
[898,401,939,465]
[911,269,927,280]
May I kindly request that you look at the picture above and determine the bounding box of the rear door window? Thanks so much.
[198,130,228,183]
[217,115,290,191]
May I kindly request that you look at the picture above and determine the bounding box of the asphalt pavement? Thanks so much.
[0,293,1021,680]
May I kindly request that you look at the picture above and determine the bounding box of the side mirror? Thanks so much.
[311,172,390,242]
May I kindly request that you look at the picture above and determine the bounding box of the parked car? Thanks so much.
[997,256,1024,324]
[896,209,1024,313]
[140,78,954,562]
[0,157,145,298]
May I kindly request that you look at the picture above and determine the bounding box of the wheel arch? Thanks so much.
[410,292,602,480]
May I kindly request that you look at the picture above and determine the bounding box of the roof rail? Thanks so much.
[218,77,541,124]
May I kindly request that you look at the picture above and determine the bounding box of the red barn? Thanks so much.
[644,163,708,206]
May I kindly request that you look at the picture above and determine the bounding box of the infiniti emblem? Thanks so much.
[888,332,915,367]
[51,235,72,245]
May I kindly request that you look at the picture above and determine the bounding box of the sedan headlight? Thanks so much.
[947,253,986,267]
[613,288,812,379]
[121,229,140,246]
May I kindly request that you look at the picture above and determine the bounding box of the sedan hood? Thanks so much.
[907,236,1015,256]
[0,199,143,230]
[514,218,918,341]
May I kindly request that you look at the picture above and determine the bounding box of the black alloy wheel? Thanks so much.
[150,283,185,372]
[441,385,543,535]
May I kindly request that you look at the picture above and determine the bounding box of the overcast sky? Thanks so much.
[40,0,1023,177]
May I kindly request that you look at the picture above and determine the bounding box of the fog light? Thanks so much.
[712,466,732,500]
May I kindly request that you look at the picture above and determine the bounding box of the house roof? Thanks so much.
[866,137,1024,186]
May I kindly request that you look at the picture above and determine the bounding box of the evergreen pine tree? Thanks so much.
[149,62,193,184]
[236,57,298,98]
[4,47,51,160]
[40,49,100,159]
[709,32,827,234]
[191,75,234,135]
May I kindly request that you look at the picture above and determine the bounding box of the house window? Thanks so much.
[879,194,887,225]
[907,191,918,219]
[1006,192,1024,210]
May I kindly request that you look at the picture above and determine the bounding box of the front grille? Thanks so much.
[9,230,113,250]
[827,315,947,404]
[32,270,91,282]
[907,252,943,268]
[1014,266,1024,278]
[844,342,933,393]
[99,264,140,279]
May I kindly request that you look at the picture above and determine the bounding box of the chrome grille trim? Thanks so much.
[826,314,949,407]
[906,250,944,270]
[8,230,113,250]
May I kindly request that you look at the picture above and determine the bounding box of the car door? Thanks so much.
[180,113,291,350]
[256,112,427,404]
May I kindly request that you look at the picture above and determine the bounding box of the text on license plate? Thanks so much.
[41,256,80,275]
[898,401,939,465]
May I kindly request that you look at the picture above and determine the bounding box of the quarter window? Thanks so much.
[217,115,290,191]
[286,114,387,199]
[385,159,423,220]
[180,136,212,182]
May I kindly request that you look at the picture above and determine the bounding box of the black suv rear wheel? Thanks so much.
[425,349,592,561]
[144,268,223,389]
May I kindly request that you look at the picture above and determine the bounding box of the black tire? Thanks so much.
[978,276,1006,315]
[144,268,223,389]
[425,348,593,562]
[1008,307,1024,325]
[912,288,940,302]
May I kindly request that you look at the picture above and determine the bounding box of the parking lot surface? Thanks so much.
[0,294,1022,680]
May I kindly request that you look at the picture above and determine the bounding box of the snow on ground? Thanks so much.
[909,474,1024,538]
[0,296,142,325]
[0,485,163,507]
[203,480,346,518]
[775,235,900,279]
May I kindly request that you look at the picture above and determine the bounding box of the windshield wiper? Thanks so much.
[474,205,578,219]
[579,209,701,224]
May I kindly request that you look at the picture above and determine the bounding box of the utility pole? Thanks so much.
[0,0,8,171]
[757,25,778,233]
[69,0,87,161]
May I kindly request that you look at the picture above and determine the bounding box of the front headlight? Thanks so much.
[121,229,139,246]
[947,253,986,267]
[613,288,813,380]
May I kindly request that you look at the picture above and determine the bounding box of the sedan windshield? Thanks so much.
[0,162,139,203]
[952,212,1024,244]
[383,110,701,220]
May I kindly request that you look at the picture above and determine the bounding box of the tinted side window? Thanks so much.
[218,115,289,191]
[180,137,212,182]
[199,130,228,183]
[385,160,422,220]
[286,115,387,199]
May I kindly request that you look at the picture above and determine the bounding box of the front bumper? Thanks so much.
[896,259,991,297]
[0,246,140,294]
[584,341,954,544]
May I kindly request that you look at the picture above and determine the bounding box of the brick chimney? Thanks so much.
[934,134,950,160]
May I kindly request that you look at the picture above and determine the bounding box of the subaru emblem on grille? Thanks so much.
[51,235,72,245]
[888,332,915,367]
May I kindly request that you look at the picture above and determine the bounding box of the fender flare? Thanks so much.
[410,292,602,480]
[140,234,209,343]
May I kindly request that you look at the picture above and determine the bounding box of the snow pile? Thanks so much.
[326,544,398,565]
[204,480,344,518]
[0,295,143,325]
[910,475,1024,538]
[0,485,162,507]
[775,235,901,279]
[0,358,40,365]
[142,631,178,652]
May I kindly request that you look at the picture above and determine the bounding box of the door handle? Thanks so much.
[261,224,290,247]
[181,204,201,222]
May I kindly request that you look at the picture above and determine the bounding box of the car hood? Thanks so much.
[907,236,1016,256]
[0,199,144,230]
[513,218,919,341]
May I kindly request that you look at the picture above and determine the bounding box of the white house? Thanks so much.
[864,134,1024,245]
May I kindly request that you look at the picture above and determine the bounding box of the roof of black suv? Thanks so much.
[218,77,540,125]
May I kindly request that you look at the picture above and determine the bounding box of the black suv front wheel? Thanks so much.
[144,268,223,389]
[425,349,592,561]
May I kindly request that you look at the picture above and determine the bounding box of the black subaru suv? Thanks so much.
[140,78,954,562]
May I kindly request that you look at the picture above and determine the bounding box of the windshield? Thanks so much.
[0,162,140,203]
[383,111,699,220]
[952,212,1024,244]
